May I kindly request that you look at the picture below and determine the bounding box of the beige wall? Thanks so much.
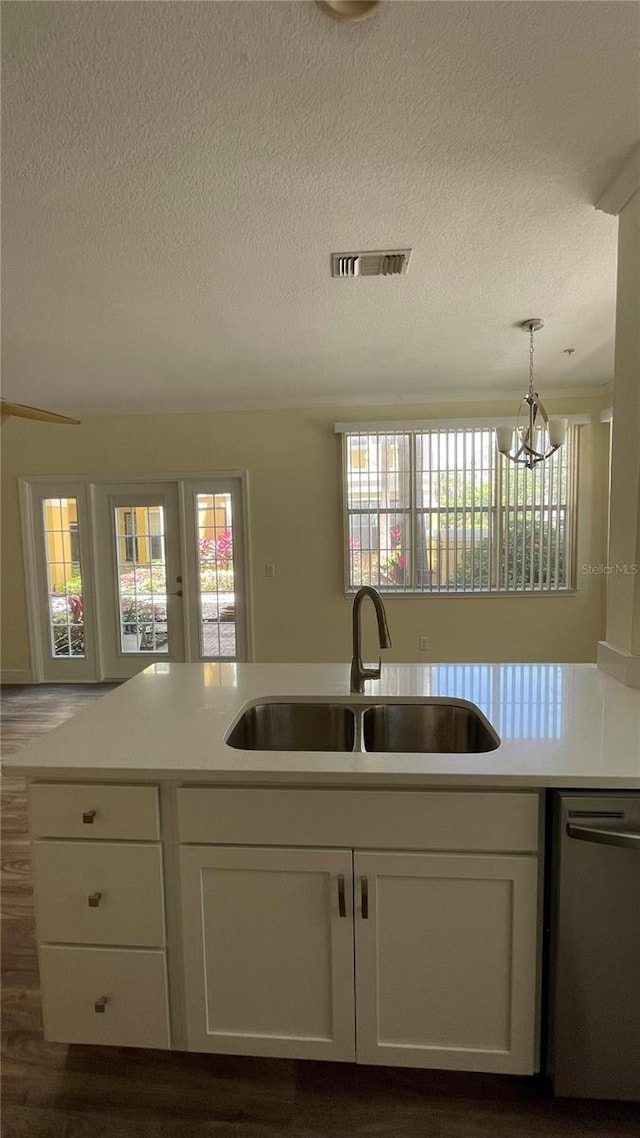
[604,189,640,657]
[1,396,609,675]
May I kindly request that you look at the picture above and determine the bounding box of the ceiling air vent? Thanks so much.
[331,249,412,278]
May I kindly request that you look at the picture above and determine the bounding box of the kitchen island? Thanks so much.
[5,661,640,786]
[4,663,639,1078]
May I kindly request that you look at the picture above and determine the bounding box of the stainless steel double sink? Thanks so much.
[226,697,500,754]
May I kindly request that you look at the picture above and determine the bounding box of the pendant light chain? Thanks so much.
[528,324,536,398]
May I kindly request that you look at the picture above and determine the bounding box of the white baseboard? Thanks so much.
[1,669,33,685]
[597,642,640,689]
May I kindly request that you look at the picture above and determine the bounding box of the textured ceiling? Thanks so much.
[2,1,639,415]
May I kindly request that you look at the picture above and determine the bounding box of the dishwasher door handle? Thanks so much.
[566,823,640,850]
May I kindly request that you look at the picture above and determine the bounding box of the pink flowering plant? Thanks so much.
[383,523,406,584]
[199,529,234,592]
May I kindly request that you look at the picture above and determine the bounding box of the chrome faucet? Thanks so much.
[350,586,392,694]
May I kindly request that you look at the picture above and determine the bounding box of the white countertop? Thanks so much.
[4,663,640,788]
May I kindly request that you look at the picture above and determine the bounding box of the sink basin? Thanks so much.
[362,699,499,754]
[226,697,499,754]
[226,702,356,752]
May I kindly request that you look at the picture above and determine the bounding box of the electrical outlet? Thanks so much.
[418,636,429,651]
[265,562,276,578]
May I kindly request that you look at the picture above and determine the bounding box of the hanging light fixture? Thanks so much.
[496,319,568,469]
[316,1,381,21]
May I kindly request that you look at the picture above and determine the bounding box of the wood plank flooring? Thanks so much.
[2,684,640,1137]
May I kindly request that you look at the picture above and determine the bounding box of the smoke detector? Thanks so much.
[331,249,412,278]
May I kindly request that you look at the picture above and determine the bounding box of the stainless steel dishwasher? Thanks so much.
[547,791,640,1100]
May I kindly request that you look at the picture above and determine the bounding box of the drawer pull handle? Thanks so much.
[94,996,108,1014]
[337,875,346,918]
[88,892,102,908]
[361,876,369,920]
[82,810,97,824]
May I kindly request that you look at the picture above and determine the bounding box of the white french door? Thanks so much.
[93,483,186,680]
[180,479,249,667]
[21,474,250,682]
[25,484,99,682]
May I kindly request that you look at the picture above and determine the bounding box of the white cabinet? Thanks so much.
[177,790,541,1074]
[180,845,356,1061]
[354,851,538,1073]
[28,782,170,1049]
[28,782,541,1071]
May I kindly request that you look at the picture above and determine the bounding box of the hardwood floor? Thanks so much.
[2,684,639,1137]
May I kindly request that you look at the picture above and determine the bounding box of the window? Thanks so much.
[69,521,80,567]
[41,497,85,657]
[123,510,138,563]
[114,505,168,654]
[149,508,164,561]
[341,425,577,594]
[195,492,236,659]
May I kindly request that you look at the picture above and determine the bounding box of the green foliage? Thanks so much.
[62,572,83,593]
[52,623,85,656]
[435,471,493,509]
[118,564,167,593]
[199,567,235,593]
[455,518,565,590]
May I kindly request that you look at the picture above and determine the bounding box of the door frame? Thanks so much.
[19,471,253,682]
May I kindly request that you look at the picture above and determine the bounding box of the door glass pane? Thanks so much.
[114,505,168,654]
[42,498,85,658]
[196,493,236,658]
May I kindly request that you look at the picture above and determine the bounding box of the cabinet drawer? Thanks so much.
[177,789,540,852]
[39,945,170,1048]
[33,842,165,947]
[29,783,160,840]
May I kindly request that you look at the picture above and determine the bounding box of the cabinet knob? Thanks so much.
[87,892,102,908]
[94,996,108,1014]
[82,809,97,824]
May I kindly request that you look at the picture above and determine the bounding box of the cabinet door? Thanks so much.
[354,851,538,1074]
[180,846,355,1061]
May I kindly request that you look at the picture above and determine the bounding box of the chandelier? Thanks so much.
[496,319,567,469]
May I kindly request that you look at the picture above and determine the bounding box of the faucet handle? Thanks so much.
[363,659,382,681]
